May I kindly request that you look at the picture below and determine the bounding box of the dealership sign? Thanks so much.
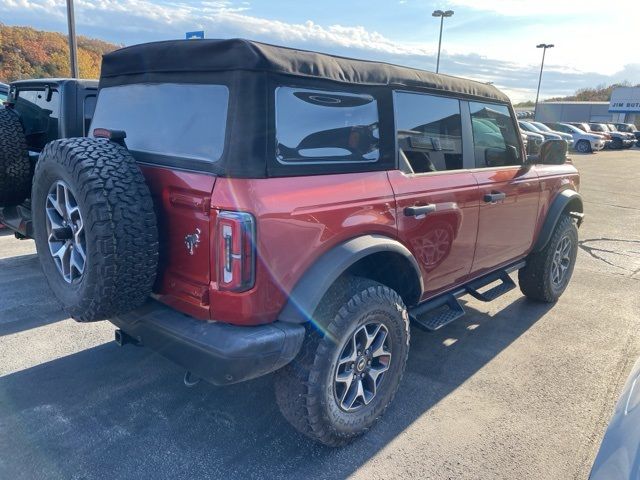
[609,87,640,113]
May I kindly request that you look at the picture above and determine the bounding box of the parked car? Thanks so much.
[520,129,545,155]
[606,124,636,148]
[519,120,563,141]
[613,123,640,145]
[0,78,97,232]
[528,121,574,149]
[0,82,8,103]
[545,122,606,153]
[590,356,640,479]
[0,39,583,446]
[589,123,635,149]
[565,122,612,149]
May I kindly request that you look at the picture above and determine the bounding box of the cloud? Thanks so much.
[0,0,637,102]
[448,0,617,16]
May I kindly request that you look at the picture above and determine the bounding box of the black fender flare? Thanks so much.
[532,189,583,252]
[278,234,423,324]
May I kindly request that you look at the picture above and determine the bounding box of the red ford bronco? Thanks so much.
[0,39,583,446]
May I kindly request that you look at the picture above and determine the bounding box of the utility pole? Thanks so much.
[432,10,454,74]
[534,43,554,120]
[66,0,79,78]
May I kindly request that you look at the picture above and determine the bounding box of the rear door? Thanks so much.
[467,101,540,275]
[89,83,229,319]
[388,91,480,298]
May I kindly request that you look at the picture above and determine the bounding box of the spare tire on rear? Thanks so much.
[32,137,159,322]
[0,108,32,207]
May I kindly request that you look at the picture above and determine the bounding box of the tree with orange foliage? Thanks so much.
[0,23,119,82]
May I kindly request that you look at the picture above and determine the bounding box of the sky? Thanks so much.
[1,0,639,102]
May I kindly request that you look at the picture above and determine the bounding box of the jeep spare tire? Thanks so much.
[32,138,159,322]
[0,108,32,207]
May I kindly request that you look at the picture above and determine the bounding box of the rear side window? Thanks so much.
[394,92,463,173]
[14,89,60,151]
[90,83,229,162]
[275,87,379,164]
[469,102,521,168]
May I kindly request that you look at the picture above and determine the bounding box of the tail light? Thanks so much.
[216,211,255,292]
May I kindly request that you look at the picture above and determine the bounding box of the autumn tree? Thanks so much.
[0,23,119,83]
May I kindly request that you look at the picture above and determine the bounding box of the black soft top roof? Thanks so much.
[101,38,510,103]
[11,78,98,89]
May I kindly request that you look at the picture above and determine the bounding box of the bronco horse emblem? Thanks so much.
[184,228,201,255]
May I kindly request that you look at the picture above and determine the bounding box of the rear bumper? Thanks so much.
[110,300,306,385]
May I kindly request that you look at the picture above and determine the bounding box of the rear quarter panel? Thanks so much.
[531,162,580,245]
[209,172,397,325]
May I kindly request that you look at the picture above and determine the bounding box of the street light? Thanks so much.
[534,43,554,120]
[66,0,79,78]
[432,9,454,74]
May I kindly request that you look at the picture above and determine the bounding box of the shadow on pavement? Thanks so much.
[0,254,67,335]
[0,296,553,480]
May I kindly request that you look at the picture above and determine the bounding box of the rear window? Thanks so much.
[275,87,379,164]
[90,83,229,162]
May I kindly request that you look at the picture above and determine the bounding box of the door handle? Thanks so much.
[404,204,437,217]
[483,192,506,203]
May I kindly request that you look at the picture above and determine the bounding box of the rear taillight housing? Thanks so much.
[216,211,256,292]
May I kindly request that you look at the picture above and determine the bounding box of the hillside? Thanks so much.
[0,24,120,83]
[514,82,640,107]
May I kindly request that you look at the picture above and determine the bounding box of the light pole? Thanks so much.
[432,9,454,74]
[534,43,554,120]
[66,0,79,78]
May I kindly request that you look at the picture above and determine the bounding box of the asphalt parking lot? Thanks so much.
[1,148,639,480]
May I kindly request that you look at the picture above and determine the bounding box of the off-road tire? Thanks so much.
[575,140,591,154]
[519,214,578,302]
[612,137,623,150]
[32,138,159,322]
[274,277,410,446]
[0,108,31,207]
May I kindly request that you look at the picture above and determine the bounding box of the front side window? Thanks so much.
[90,83,229,162]
[470,102,521,168]
[394,92,463,174]
[275,87,379,164]
[14,88,60,150]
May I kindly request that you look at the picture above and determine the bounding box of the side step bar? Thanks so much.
[409,260,525,331]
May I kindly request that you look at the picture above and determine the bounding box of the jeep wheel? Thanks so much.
[575,140,591,154]
[32,138,159,322]
[612,137,623,150]
[274,277,409,446]
[0,108,32,207]
[518,214,578,302]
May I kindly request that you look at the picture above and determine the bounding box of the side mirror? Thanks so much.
[537,139,567,165]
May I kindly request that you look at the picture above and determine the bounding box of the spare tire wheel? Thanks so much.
[32,138,159,322]
[0,108,32,207]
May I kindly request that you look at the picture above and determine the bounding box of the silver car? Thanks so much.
[591,356,640,479]
[528,121,574,149]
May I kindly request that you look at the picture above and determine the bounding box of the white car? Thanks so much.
[545,122,605,153]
